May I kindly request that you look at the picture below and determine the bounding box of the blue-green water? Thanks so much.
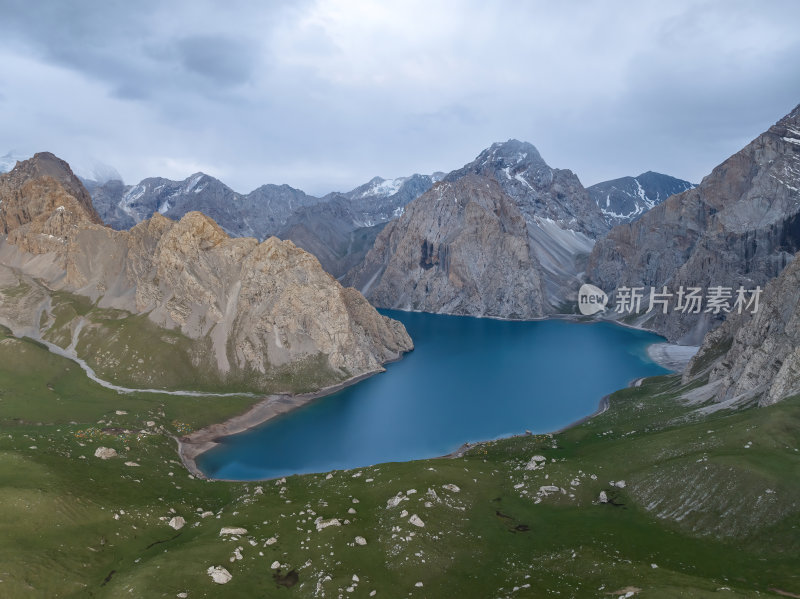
[197,312,670,480]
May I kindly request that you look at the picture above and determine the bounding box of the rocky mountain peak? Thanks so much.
[0,152,102,228]
[449,139,547,182]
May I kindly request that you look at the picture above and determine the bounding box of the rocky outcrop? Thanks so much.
[344,175,545,318]
[587,104,800,343]
[587,171,695,227]
[686,252,800,405]
[0,153,412,392]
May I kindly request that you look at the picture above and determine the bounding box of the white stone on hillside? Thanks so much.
[124,461,140,467]
[169,516,185,530]
[442,484,460,493]
[94,447,117,459]
[409,514,425,528]
[219,527,248,536]
[599,491,608,503]
[315,517,341,531]
[271,560,280,569]
[207,566,232,584]
[525,456,547,470]
[355,536,367,546]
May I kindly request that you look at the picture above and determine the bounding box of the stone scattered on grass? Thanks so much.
[442,484,460,493]
[525,456,547,470]
[220,527,248,536]
[124,461,140,467]
[409,514,425,528]
[355,536,367,546]
[169,516,186,530]
[599,491,608,504]
[271,560,281,569]
[315,517,341,531]
[207,565,232,584]
[94,447,117,460]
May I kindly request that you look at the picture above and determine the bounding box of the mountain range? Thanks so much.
[3,103,798,407]
[0,153,412,393]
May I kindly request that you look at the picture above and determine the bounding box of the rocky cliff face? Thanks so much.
[587,171,695,227]
[685,252,800,405]
[344,174,545,318]
[587,104,800,343]
[0,154,412,392]
[345,140,606,315]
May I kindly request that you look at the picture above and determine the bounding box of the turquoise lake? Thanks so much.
[197,311,670,480]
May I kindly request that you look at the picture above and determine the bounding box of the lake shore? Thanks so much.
[176,368,388,479]
[178,313,692,481]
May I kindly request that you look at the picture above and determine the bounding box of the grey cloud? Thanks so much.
[0,0,798,196]
[176,35,256,86]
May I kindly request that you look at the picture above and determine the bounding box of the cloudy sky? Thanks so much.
[1,0,798,195]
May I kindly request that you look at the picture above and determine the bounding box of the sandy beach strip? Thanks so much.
[177,369,384,478]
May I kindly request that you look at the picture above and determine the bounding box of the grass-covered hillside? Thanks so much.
[0,325,798,598]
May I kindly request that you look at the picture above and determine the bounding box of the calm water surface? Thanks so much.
[197,311,670,480]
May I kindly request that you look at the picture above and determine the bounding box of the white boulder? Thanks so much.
[94,447,117,460]
[207,566,232,584]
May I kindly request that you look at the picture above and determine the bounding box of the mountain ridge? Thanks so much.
[0,153,412,393]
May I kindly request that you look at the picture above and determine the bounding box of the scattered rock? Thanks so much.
[442,484,460,493]
[386,494,405,508]
[599,491,608,504]
[207,566,232,584]
[615,480,627,489]
[124,461,140,467]
[266,536,278,545]
[271,560,281,569]
[315,517,341,531]
[525,456,547,470]
[409,514,425,528]
[115,410,127,415]
[355,536,367,546]
[94,447,117,460]
[219,527,248,536]
[168,516,185,530]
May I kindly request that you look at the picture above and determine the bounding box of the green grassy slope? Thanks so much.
[0,326,798,598]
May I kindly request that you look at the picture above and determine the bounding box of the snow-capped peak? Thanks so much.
[359,176,407,199]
